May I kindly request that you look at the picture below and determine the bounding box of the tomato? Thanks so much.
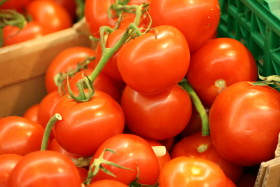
[45,46,96,93]
[149,0,220,52]
[26,0,72,34]
[226,178,236,187]
[2,21,45,47]
[23,104,39,123]
[88,180,127,187]
[8,150,81,187]
[37,90,62,128]
[0,116,44,155]
[0,0,31,12]
[145,139,171,171]
[118,25,190,95]
[121,84,192,140]
[52,90,125,156]
[67,68,121,102]
[90,134,160,185]
[186,38,258,107]
[209,81,280,166]
[0,154,22,187]
[171,132,243,182]
[159,156,228,187]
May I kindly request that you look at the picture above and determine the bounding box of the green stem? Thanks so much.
[40,113,62,151]
[180,79,209,136]
[0,0,8,6]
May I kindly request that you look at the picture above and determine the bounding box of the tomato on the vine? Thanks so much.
[8,151,81,187]
[118,25,190,95]
[186,38,258,107]
[121,84,192,140]
[209,81,280,166]
[149,0,221,52]
[52,90,125,156]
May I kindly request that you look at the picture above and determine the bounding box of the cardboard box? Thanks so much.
[0,18,92,117]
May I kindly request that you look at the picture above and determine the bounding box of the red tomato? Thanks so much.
[118,25,190,95]
[67,68,121,102]
[0,116,44,155]
[88,180,127,187]
[149,0,220,52]
[159,156,228,187]
[171,132,243,182]
[8,151,81,187]
[26,0,72,34]
[2,21,45,47]
[209,81,280,166]
[121,84,192,140]
[37,90,62,128]
[52,90,125,156]
[0,0,31,12]
[23,104,39,123]
[226,178,236,187]
[90,134,160,185]
[0,154,22,187]
[186,38,258,107]
[45,46,96,93]
[146,139,171,171]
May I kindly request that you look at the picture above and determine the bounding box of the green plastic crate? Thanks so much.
[218,0,280,77]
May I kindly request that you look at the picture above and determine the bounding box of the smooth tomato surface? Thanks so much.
[0,116,44,155]
[23,104,39,123]
[118,25,190,95]
[91,134,160,185]
[8,151,81,187]
[0,0,31,12]
[159,156,228,187]
[186,38,258,107]
[149,0,220,52]
[121,84,192,140]
[88,180,127,187]
[45,46,96,93]
[53,90,125,156]
[209,81,280,166]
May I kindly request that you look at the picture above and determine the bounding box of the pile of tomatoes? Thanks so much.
[0,0,78,47]
[1,0,280,186]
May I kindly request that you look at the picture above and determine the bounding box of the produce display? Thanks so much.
[0,0,280,187]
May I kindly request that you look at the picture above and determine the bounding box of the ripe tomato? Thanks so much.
[8,151,81,187]
[0,0,31,12]
[88,180,127,187]
[149,0,220,52]
[209,81,280,166]
[2,21,45,47]
[52,90,125,156]
[171,132,243,182]
[37,90,62,128]
[0,154,23,187]
[118,25,190,95]
[67,68,121,102]
[90,134,160,185]
[186,38,258,107]
[121,84,192,140]
[45,46,96,93]
[0,116,44,155]
[23,104,39,123]
[159,156,228,187]
[26,0,72,34]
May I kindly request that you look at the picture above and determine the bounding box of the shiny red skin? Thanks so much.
[149,0,220,52]
[23,104,39,123]
[186,38,258,107]
[8,151,81,187]
[0,154,23,187]
[209,81,280,166]
[88,180,127,187]
[121,84,192,140]
[52,90,125,156]
[90,134,160,185]
[118,25,190,95]
[0,116,44,155]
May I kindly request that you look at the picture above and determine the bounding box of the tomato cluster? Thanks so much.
[0,0,76,47]
[1,0,280,187]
